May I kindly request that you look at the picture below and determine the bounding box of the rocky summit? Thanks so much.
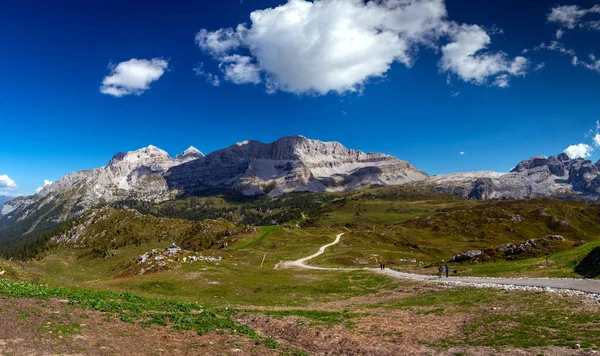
[166,135,428,196]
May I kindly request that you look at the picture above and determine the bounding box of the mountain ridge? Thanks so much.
[0,135,427,236]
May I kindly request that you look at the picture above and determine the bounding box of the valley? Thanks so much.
[2,183,600,354]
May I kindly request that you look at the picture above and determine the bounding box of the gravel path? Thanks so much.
[375,269,600,294]
[281,233,600,295]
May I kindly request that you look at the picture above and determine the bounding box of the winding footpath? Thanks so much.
[279,233,600,295]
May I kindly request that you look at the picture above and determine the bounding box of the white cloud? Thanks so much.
[220,55,261,85]
[492,74,510,88]
[548,5,591,29]
[584,20,600,31]
[576,53,600,73]
[537,41,576,56]
[100,58,168,97]
[193,63,221,86]
[459,151,465,155]
[440,24,527,87]
[563,143,593,159]
[196,0,527,94]
[534,62,546,71]
[594,134,600,147]
[547,5,600,35]
[0,175,17,190]
[0,174,17,195]
[35,180,53,193]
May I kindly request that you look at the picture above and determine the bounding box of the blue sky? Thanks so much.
[1,0,600,195]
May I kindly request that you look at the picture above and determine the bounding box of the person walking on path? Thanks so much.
[445,264,450,278]
[438,265,443,278]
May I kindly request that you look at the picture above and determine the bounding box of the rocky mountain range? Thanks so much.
[4,134,600,242]
[0,136,427,233]
[421,153,600,200]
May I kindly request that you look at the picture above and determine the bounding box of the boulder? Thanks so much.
[451,250,483,262]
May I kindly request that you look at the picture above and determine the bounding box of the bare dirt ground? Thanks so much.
[237,288,594,356]
[0,297,275,356]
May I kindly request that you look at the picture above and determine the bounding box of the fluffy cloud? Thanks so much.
[196,0,527,94]
[0,174,17,195]
[35,180,53,194]
[440,24,528,87]
[220,55,261,85]
[594,133,600,147]
[564,143,593,159]
[0,175,17,190]
[100,58,168,97]
[547,5,600,30]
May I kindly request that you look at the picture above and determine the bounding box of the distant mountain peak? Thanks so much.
[183,146,202,155]
[175,146,204,163]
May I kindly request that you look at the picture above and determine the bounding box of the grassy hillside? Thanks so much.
[4,185,600,279]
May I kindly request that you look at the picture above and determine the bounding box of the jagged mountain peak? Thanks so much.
[109,145,172,165]
[175,146,204,163]
[182,146,202,155]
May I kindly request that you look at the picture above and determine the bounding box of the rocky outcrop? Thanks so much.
[166,135,428,196]
[450,250,483,262]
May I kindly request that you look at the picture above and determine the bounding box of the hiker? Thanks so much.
[171,242,177,248]
[438,265,443,278]
[382,262,385,271]
[445,263,450,278]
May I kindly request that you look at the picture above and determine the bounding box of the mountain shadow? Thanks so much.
[575,246,600,278]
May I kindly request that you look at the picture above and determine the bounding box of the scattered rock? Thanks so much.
[399,258,417,263]
[543,235,565,241]
[450,250,483,262]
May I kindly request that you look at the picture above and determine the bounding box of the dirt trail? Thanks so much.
[276,233,356,270]
[280,233,600,295]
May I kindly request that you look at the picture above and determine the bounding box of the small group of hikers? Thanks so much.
[438,263,451,278]
[379,262,386,271]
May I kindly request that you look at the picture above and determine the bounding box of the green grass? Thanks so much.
[0,278,253,335]
[235,226,283,250]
